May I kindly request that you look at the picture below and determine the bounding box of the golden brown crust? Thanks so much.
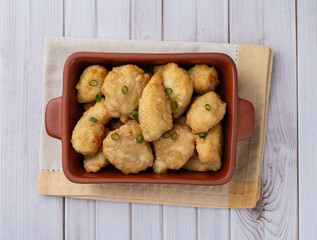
[195,123,223,169]
[71,117,105,155]
[102,120,153,174]
[76,65,108,103]
[154,63,193,118]
[101,64,150,119]
[183,150,221,172]
[153,124,195,173]
[188,64,219,94]
[84,147,110,173]
[83,98,111,125]
[139,73,173,142]
[186,91,226,134]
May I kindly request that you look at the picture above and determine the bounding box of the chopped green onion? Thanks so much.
[132,110,138,117]
[162,132,170,139]
[90,117,97,123]
[121,85,128,95]
[96,94,102,102]
[205,104,211,111]
[136,134,144,143]
[171,101,178,110]
[111,133,120,141]
[165,88,173,95]
[89,79,98,86]
[199,132,207,138]
[171,131,177,140]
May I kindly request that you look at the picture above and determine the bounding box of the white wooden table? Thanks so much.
[1,0,316,239]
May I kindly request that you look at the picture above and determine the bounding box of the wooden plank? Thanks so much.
[94,1,131,240]
[298,0,317,239]
[229,1,297,239]
[96,201,130,240]
[65,199,96,240]
[163,206,196,240]
[0,0,64,239]
[96,0,130,39]
[197,208,229,240]
[197,0,228,43]
[130,1,163,239]
[163,0,196,41]
[196,1,230,239]
[131,204,162,240]
[131,0,162,40]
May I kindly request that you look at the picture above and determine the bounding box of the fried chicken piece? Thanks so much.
[139,73,173,142]
[76,65,108,103]
[153,124,195,173]
[103,120,153,174]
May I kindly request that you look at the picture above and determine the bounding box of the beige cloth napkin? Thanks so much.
[38,37,273,208]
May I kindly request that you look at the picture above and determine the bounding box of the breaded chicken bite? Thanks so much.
[71,99,110,155]
[71,117,105,155]
[195,123,223,170]
[139,73,173,142]
[76,65,108,103]
[188,64,219,94]
[186,91,226,134]
[84,147,110,173]
[154,63,193,118]
[83,98,111,125]
[153,124,195,173]
[103,120,153,174]
[183,151,221,172]
[101,64,150,119]
[83,128,110,172]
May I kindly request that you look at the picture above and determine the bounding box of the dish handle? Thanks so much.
[45,97,62,140]
[237,98,255,141]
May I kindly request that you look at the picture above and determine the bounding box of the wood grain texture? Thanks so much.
[163,0,196,41]
[197,208,230,240]
[298,0,317,239]
[163,206,197,240]
[0,0,64,239]
[132,204,162,240]
[96,0,130,39]
[96,201,130,240]
[65,199,96,240]
[130,1,163,239]
[196,0,228,42]
[230,1,297,239]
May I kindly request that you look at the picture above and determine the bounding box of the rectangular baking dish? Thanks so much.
[45,52,254,185]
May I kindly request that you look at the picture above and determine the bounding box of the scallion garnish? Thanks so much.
[136,134,144,143]
[205,104,211,111]
[121,85,128,95]
[171,101,178,110]
[162,132,170,139]
[165,88,173,95]
[111,133,120,141]
[96,94,102,102]
[171,131,177,140]
[132,110,138,117]
[199,132,207,138]
[89,79,98,86]
[90,117,97,123]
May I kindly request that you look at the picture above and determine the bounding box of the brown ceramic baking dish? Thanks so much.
[45,52,254,185]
